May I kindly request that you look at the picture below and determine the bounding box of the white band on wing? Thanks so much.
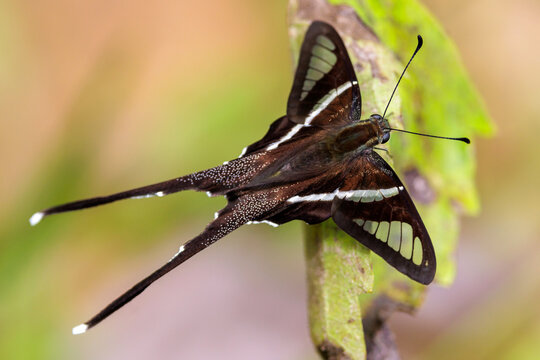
[286,186,403,204]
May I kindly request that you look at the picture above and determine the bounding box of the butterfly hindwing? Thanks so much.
[331,151,436,284]
[287,21,361,127]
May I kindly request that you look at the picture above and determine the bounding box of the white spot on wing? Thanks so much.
[312,44,337,65]
[413,237,422,265]
[261,220,279,227]
[306,68,324,81]
[400,223,413,259]
[360,190,377,203]
[388,221,401,250]
[287,189,338,203]
[72,323,88,335]
[316,35,336,50]
[169,244,186,262]
[131,193,163,199]
[363,220,378,235]
[309,57,333,74]
[375,221,390,242]
[246,220,279,227]
[238,146,248,158]
[287,187,399,204]
[380,187,399,198]
[29,212,44,226]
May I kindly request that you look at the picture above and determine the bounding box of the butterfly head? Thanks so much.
[370,114,391,144]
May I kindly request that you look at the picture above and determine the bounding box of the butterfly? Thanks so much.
[30,21,469,334]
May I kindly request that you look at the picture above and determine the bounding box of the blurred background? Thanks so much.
[1,0,538,359]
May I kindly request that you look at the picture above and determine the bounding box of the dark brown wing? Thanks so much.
[287,21,361,127]
[331,151,436,284]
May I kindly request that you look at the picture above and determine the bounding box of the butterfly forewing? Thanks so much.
[287,21,361,127]
[331,152,436,284]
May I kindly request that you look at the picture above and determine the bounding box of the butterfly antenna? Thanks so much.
[382,35,423,119]
[380,36,470,145]
[387,127,470,144]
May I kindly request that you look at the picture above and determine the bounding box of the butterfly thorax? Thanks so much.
[333,114,390,153]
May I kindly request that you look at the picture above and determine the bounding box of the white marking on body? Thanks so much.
[72,323,88,335]
[29,212,44,226]
[156,191,165,197]
[266,81,357,151]
[214,212,219,220]
[223,161,229,165]
[206,191,213,197]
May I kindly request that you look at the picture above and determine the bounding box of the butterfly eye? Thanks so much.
[381,132,390,144]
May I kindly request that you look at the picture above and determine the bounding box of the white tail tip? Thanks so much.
[29,212,44,226]
[72,323,88,335]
